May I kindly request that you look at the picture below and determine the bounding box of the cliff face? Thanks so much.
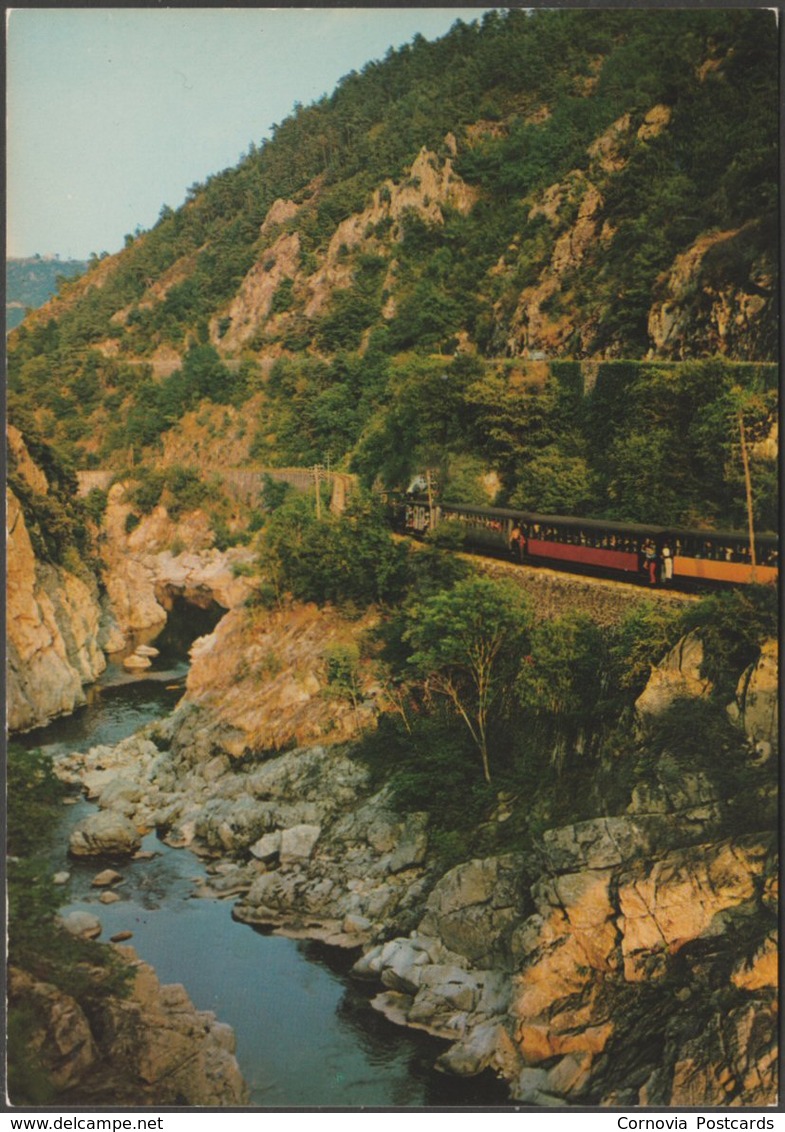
[6,486,106,733]
[8,949,247,1106]
[99,481,255,643]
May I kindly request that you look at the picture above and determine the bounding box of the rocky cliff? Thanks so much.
[99,481,255,643]
[6,433,108,732]
[50,607,778,1107]
[7,431,258,732]
[8,949,247,1106]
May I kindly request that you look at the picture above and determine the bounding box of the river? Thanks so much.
[16,605,510,1108]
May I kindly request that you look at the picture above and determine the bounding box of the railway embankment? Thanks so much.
[465,553,698,627]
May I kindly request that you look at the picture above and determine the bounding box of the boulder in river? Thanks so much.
[91,868,124,887]
[61,911,102,939]
[69,810,142,858]
[135,645,160,657]
[123,653,152,670]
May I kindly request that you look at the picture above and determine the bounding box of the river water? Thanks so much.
[16,606,510,1108]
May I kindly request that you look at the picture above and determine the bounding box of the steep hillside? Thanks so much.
[7,9,778,527]
[6,256,88,331]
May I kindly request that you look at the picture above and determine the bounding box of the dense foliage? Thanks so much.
[260,489,411,610]
[7,420,95,568]
[6,9,777,537]
[255,487,775,862]
[324,501,776,860]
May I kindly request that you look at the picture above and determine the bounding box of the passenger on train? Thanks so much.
[642,538,658,585]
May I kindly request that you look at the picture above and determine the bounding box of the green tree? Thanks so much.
[516,613,607,766]
[405,576,532,783]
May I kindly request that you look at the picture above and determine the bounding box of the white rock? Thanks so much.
[61,910,102,939]
[279,824,321,863]
[91,868,123,887]
[69,810,142,858]
[249,831,282,861]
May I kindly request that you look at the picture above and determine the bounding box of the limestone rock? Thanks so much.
[617,839,768,981]
[61,911,102,939]
[69,810,142,858]
[91,868,124,887]
[540,816,650,873]
[7,950,248,1106]
[730,931,778,992]
[647,227,775,360]
[635,632,711,718]
[7,967,98,1090]
[97,777,144,815]
[180,604,381,755]
[280,823,321,863]
[418,855,527,965]
[249,830,282,861]
[727,639,778,754]
[7,485,106,733]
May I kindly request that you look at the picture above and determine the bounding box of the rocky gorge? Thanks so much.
[6,429,779,1106]
[43,588,778,1107]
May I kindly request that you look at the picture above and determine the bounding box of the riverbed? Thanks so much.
[16,608,510,1108]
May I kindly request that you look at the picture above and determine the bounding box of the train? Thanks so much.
[392,496,779,588]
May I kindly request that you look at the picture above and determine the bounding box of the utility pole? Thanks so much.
[737,407,757,581]
[314,464,322,520]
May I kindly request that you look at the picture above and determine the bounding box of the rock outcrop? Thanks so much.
[634,631,711,718]
[8,951,248,1106]
[7,486,106,733]
[213,143,478,353]
[647,226,776,361]
[727,638,778,758]
[179,601,382,758]
[101,482,255,642]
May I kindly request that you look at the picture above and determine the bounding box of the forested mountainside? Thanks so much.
[6,257,88,332]
[7,8,778,529]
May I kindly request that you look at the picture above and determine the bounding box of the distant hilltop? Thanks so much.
[6,255,88,331]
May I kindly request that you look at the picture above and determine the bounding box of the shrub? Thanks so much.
[83,487,108,524]
[324,643,362,708]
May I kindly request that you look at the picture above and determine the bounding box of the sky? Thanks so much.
[6,6,495,261]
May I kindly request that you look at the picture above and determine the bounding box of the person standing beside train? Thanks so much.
[661,542,673,585]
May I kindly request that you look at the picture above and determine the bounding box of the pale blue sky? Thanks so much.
[7,7,496,260]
